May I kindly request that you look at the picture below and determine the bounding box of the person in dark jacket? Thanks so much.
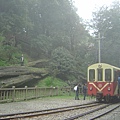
[83,83,87,100]
[118,77,120,94]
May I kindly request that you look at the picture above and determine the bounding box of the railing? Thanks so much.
[0,86,72,103]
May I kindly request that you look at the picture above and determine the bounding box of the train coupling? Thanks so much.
[96,92,103,99]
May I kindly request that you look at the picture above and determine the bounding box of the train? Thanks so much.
[87,63,120,102]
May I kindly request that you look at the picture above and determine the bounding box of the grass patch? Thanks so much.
[39,94,95,100]
[37,76,68,87]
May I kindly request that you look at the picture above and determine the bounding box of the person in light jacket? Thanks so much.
[74,84,80,100]
[21,54,24,66]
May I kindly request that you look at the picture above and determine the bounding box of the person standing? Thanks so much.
[74,84,79,100]
[83,83,87,100]
[21,54,24,66]
[118,76,120,94]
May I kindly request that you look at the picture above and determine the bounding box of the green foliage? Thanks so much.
[0,60,9,66]
[0,45,21,65]
[49,47,76,76]
[0,0,90,81]
[91,1,120,66]
[37,76,68,87]
[0,34,5,42]
[0,35,25,66]
[31,35,53,58]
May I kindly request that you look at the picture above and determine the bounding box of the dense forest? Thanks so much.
[0,0,120,83]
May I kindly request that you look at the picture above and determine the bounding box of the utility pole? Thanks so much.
[95,32,104,63]
[98,33,101,63]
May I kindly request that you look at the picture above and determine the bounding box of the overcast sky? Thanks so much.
[73,0,118,20]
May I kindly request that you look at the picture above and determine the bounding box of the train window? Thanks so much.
[89,69,95,81]
[105,69,111,81]
[118,71,120,81]
[97,69,103,81]
[114,70,120,81]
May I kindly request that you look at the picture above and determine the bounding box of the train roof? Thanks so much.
[88,63,120,70]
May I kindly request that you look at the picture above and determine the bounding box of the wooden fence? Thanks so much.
[0,86,72,103]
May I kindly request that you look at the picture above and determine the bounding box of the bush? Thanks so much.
[0,60,8,66]
[49,47,76,77]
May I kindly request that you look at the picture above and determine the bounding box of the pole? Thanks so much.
[98,33,101,63]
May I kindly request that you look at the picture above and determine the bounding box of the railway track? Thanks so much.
[65,103,120,120]
[1,101,119,120]
[65,104,110,120]
[0,101,98,120]
[90,103,120,120]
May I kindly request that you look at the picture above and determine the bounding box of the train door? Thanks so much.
[114,70,120,95]
[88,69,96,96]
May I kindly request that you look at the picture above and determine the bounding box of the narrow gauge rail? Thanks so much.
[90,104,120,120]
[0,101,98,120]
[65,103,119,120]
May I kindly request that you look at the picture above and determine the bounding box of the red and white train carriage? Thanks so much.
[87,63,120,102]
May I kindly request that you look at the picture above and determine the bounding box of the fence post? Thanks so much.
[56,87,58,96]
[35,86,37,99]
[12,86,15,102]
[58,87,60,96]
[25,86,28,101]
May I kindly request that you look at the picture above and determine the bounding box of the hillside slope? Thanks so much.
[0,60,49,88]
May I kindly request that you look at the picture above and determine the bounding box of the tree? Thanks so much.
[90,1,120,66]
[49,47,76,78]
[0,0,91,81]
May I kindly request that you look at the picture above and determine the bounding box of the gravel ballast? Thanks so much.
[0,97,94,114]
[0,97,120,120]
